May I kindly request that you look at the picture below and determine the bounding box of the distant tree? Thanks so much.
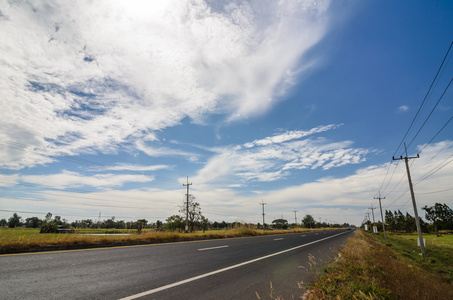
[302,215,315,229]
[25,217,42,228]
[136,219,147,233]
[8,213,22,228]
[155,220,163,231]
[165,215,184,231]
[385,210,395,231]
[179,196,204,232]
[272,219,289,229]
[44,212,52,223]
[105,217,116,229]
[0,218,7,227]
[53,216,63,225]
[200,216,210,233]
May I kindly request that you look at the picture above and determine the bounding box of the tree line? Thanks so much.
[1,196,351,232]
[362,202,453,234]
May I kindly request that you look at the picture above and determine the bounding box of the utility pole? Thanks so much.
[369,206,377,233]
[374,194,387,240]
[293,210,298,226]
[183,177,192,233]
[368,207,376,225]
[393,144,425,258]
[260,200,266,230]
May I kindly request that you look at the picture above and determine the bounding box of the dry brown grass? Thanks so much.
[0,226,332,254]
[307,230,453,300]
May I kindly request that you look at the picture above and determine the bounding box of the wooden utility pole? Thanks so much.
[375,194,386,240]
[183,177,192,233]
[393,144,425,258]
[260,200,266,230]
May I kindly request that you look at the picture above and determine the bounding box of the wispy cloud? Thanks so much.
[95,164,170,172]
[0,0,331,169]
[193,124,372,185]
[22,171,155,189]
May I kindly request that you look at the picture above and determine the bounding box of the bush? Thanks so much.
[40,222,59,233]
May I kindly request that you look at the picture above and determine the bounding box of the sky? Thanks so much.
[1,0,453,227]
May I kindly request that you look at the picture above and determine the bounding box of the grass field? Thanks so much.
[377,232,453,284]
[0,226,329,254]
[306,230,453,300]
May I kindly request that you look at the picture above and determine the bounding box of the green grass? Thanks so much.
[376,232,453,284]
[0,227,334,254]
[306,230,453,300]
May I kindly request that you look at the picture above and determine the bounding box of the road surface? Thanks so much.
[0,229,354,299]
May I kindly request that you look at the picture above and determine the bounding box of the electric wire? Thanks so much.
[392,41,453,158]
[406,77,453,151]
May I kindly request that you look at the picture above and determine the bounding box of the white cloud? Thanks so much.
[398,105,409,112]
[2,141,452,227]
[96,164,170,172]
[22,170,155,189]
[193,125,372,185]
[0,0,331,169]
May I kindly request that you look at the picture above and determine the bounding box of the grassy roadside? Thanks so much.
[0,226,331,254]
[306,230,453,299]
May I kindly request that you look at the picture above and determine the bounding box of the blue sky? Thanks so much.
[1,0,452,226]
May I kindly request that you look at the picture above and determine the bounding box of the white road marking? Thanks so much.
[198,245,229,251]
[119,230,351,300]
[301,235,306,237]
[273,238,284,241]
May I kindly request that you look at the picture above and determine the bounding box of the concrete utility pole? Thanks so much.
[368,207,376,225]
[183,177,192,233]
[260,200,266,230]
[293,210,298,226]
[393,144,425,258]
[375,194,387,240]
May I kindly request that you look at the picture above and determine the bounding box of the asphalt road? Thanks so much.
[0,229,354,299]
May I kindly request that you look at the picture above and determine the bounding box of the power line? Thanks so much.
[406,77,453,151]
[393,41,453,157]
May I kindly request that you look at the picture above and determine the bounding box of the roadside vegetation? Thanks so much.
[0,225,335,254]
[0,208,350,254]
[306,230,453,299]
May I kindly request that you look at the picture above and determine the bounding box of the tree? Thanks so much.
[179,196,204,232]
[136,219,147,233]
[155,220,163,231]
[25,217,42,228]
[302,214,315,229]
[165,215,184,231]
[0,218,7,227]
[8,213,22,228]
[44,212,52,223]
[272,218,289,229]
[422,203,453,236]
